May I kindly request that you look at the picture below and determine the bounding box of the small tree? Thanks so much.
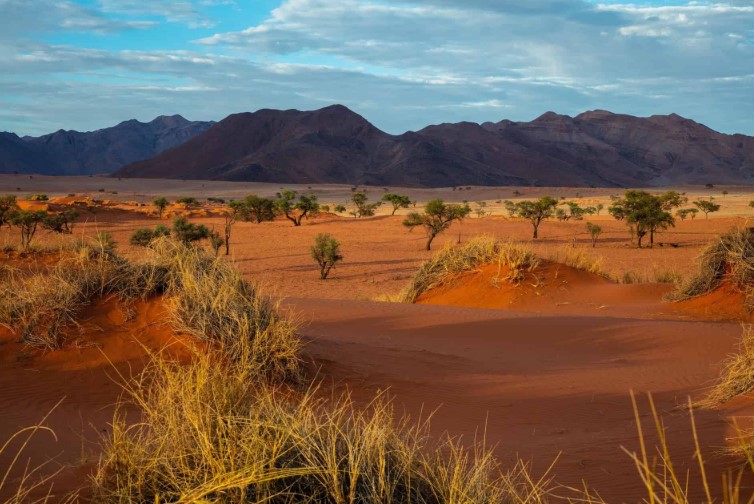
[172,217,210,244]
[474,201,488,218]
[153,197,169,218]
[0,195,18,229]
[609,190,675,248]
[350,191,380,218]
[381,193,410,216]
[334,204,346,214]
[514,196,558,239]
[311,234,343,279]
[41,209,79,234]
[749,201,754,210]
[9,210,46,250]
[275,190,319,226]
[595,203,604,215]
[586,222,602,248]
[402,199,470,251]
[676,208,698,221]
[693,199,720,219]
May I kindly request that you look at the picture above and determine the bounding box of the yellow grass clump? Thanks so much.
[546,246,605,277]
[400,236,539,303]
[91,350,554,504]
[669,228,754,309]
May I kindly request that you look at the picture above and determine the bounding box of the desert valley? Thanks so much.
[2,171,754,502]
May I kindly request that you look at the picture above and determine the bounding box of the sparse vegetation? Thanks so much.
[153,196,169,218]
[513,196,558,239]
[0,195,18,229]
[693,199,721,219]
[130,225,171,247]
[28,194,48,201]
[586,222,602,248]
[334,204,346,213]
[41,209,79,234]
[310,233,343,279]
[172,216,210,244]
[350,191,380,218]
[275,190,319,226]
[176,196,199,208]
[677,208,699,221]
[381,193,410,215]
[402,199,470,251]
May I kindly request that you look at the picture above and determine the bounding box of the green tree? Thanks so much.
[311,234,343,279]
[676,208,698,221]
[153,197,169,219]
[209,230,225,256]
[586,222,602,248]
[381,193,410,216]
[9,210,46,250]
[514,196,558,239]
[693,199,721,219]
[350,191,380,218]
[334,204,346,213]
[275,190,319,226]
[41,209,79,234]
[172,217,210,244]
[402,199,470,251]
[0,195,18,229]
[609,190,675,247]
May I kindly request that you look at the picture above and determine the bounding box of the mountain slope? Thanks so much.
[1,115,213,176]
[114,105,754,187]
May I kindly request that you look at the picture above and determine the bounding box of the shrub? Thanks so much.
[130,225,171,247]
[176,196,199,208]
[350,191,381,218]
[41,209,79,234]
[209,230,225,256]
[172,217,210,244]
[586,222,602,248]
[334,204,346,213]
[207,197,225,204]
[310,234,343,279]
[8,210,46,250]
[0,194,18,229]
[28,194,48,201]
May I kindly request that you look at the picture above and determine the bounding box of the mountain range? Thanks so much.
[3,105,753,187]
[0,115,213,176]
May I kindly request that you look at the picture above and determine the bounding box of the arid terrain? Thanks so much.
[3,175,754,502]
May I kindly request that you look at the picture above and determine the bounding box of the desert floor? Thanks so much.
[2,176,754,502]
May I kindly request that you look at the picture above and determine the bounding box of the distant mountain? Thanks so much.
[0,115,213,175]
[113,105,754,187]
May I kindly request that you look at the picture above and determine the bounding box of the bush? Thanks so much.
[334,204,346,213]
[176,196,199,208]
[310,234,343,279]
[130,225,171,247]
[207,197,225,204]
[41,209,79,234]
[172,217,210,244]
[28,194,48,201]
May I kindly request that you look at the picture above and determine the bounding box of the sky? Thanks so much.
[1,0,753,136]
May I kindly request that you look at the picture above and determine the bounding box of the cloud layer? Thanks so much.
[1,0,753,136]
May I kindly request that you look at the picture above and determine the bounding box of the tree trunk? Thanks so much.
[426,233,436,251]
[532,225,538,239]
[391,207,397,216]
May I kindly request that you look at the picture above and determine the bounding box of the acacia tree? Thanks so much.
[350,191,380,218]
[402,199,470,250]
[275,190,319,226]
[9,210,46,250]
[586,222,602,248]
[514,196,558,239]
[153,197,169,219]
[381,193,410,215]
[41,209,80,234]
[609,190,674,248]
[693,199,720,219]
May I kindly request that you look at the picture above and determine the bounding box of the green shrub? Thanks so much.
[311,234,343,279]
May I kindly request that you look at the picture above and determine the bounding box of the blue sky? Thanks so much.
[1,0,753,136]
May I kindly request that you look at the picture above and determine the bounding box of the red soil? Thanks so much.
[0,297,197,501]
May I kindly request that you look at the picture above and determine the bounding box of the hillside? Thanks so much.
[114,105,754,187]
[1,115,213,176]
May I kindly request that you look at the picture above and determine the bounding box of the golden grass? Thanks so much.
[670,228,754,309]
[546,246,605,277]
[90,350,556,504]
[401,236,539,303]
[698,326,754,407]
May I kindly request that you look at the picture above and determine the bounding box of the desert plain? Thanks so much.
[3,174,754,502]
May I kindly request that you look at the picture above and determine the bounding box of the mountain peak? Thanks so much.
[533,111,572,123]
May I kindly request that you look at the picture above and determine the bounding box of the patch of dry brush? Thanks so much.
[669,228,754,310]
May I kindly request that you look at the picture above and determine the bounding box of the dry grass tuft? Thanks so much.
[91,350,556,504]
[546,246,605,277]
[401,236,538,303]
[669,228,754,309]
[699,326,754,407]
